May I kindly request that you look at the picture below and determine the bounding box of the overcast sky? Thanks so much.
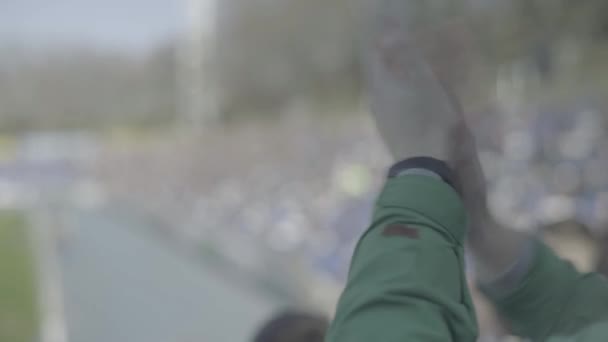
[0,0,188,51]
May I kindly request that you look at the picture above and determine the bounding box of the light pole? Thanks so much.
[176,0,218,133]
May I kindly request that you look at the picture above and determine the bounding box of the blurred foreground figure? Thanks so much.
[253,311,328,342]
[326,1,608,341]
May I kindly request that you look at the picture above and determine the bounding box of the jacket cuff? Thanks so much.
[388,156,461,194]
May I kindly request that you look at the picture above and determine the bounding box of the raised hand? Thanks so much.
[364,0,530,283]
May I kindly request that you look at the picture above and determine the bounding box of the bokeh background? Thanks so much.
[3,1,608,341]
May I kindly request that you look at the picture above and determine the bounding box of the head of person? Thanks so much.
[252,311,328,342]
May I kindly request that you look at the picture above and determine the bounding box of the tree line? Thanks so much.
[1,0,607,131]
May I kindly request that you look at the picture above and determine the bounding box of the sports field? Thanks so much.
[0,212,38,342]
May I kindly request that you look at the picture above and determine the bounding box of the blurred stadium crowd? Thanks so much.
[94,98,608,305]
[98,111,386,302]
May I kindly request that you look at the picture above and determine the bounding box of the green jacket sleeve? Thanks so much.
[482,240,608,341]
[325,175,478,342]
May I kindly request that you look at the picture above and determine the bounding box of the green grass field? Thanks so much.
[0,211,39,342]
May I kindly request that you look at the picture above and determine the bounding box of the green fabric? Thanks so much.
[326,175,478,342]
[483,240,608,341]
[326,174,608,341]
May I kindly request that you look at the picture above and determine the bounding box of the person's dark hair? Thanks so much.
[253,311,328,342]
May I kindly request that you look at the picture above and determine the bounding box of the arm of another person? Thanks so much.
[326,161,478,342]
[478,234,608,340]
[460,144,608,339]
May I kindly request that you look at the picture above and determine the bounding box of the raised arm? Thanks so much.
[325,162,478,342]
[327,1,481,340]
